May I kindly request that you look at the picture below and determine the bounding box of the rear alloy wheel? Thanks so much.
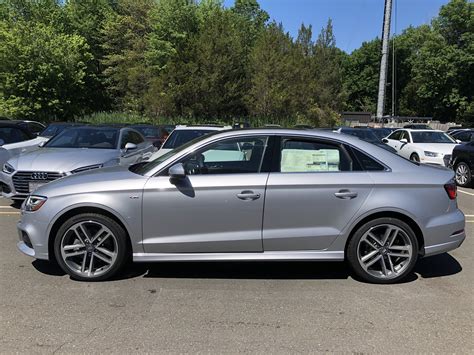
[54,213,128,281]
[410,153,420,163]
[455,162,472,187]
[347,218,418,284]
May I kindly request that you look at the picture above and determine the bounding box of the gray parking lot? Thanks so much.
[0,190,473,353]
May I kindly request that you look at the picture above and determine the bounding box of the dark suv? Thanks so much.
[450,141,474,187]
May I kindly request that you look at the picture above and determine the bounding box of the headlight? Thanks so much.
[424,151,439,157]
[23,195,47,212]
[2,163,15,174]
[71,164,103,174]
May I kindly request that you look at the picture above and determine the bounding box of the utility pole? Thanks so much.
[376,0,393,122]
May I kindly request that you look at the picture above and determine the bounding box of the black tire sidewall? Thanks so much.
[455,162,472,187]
[410,153,420,162]
[54,213,128,281]
[347,217,419,284]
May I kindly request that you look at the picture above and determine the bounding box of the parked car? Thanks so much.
[1,126,154,199]
[403,124,432,130]
[383,129,458,165]
[149,125,231,160]
[450,129,473,143]
[0,122,50,185]
[131,124,176,148]
[335,127,397,153]
[16,129,464,283]
[370,127,396,140]
[6,120,46,136]
[39,122,87,138]
[449,141,474,187]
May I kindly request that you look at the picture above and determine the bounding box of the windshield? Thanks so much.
[162,129,214,149]
[40,124,73,137]
[411,131,455,144]
[342,129,379,143]
[372,128,392,140]
[134,126,159,138]
[45,127,119,149]
[133,133,215,175]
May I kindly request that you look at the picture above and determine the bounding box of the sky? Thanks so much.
[223,0,450,53]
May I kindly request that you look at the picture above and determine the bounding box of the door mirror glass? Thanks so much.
[382,138,388,143]
[400,138,408,143]
[169,163,186,179]
[124,142,137,152]
[0,138,4,146]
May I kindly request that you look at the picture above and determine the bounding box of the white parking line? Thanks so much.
[458,189,474,196]
[0,211,20,215]
[0,206,14,209]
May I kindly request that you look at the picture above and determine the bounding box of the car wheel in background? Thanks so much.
[54,213,128,281]
[410,153,420,163]
[455,162,472,187]
[346,218,419,284]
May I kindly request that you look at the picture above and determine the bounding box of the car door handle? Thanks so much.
[334,190,358,199]
[237,191,261,201]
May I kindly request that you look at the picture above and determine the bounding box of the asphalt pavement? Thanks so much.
[0,189,473,353]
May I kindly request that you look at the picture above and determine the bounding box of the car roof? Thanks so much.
[402,129,444,133]
[174,125,231,131]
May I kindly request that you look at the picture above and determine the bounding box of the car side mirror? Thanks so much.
[169,163,186,180]
[455,139,461,144]
[400,138,408,144]
[38,141,46,147]
[382,138,389,143]
[0,139,4,146]
[153,141,162,149]
[124,142,137,152]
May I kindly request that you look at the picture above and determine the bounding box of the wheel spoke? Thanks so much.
[64,250,86,258]
[94,233,111,248]
[93,251,112,264]
[96,246,114,258]
[87,254,94,277]
[90,228,106,244]
[380,257,388,276]
[78,224,92,242]
[63,244,84,251]
[366,232,383,246]
[389,245,410,251]
[81,254,87,272]
[387,255,395,273]
[364,254,382,268]
[361,249,379,263]
[388,252,410,258]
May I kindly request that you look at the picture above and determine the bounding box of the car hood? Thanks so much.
[411,143,458,155]
[8,148,118,172]
[35,165,148,198]
[0,136,49,167]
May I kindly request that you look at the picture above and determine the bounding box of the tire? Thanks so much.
[54,213,128,281]
[455,162,472,187]
[410,153,420,163]
[346,217,419,284]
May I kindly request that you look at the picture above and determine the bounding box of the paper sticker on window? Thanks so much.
[281,149,340,172]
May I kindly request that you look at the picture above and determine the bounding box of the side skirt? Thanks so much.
[133,251,344,262]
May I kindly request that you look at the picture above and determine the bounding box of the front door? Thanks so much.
[142,135,271,253]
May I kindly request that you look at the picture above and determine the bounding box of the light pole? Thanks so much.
[376,0,393,122]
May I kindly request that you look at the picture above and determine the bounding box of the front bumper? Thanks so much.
[16,214,50,260]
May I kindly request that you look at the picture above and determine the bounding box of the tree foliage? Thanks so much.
[0,0,471,124]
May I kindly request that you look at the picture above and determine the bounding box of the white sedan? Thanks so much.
[383,129,459,165]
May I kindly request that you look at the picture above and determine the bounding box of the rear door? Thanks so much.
[263,136,375,251]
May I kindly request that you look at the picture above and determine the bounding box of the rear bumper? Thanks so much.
[422,209,466,257]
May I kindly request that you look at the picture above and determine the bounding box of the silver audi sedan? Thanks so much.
[1,126,154,199]
[16,129,465,283]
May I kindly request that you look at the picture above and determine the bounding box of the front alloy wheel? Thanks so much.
[54,213,128,281]
[347,218,418,284]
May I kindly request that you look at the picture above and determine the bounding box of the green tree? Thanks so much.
[0,21,93,120]
[101,0,156,112]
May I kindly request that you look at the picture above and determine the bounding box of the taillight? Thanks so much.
[444,182,457,200]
